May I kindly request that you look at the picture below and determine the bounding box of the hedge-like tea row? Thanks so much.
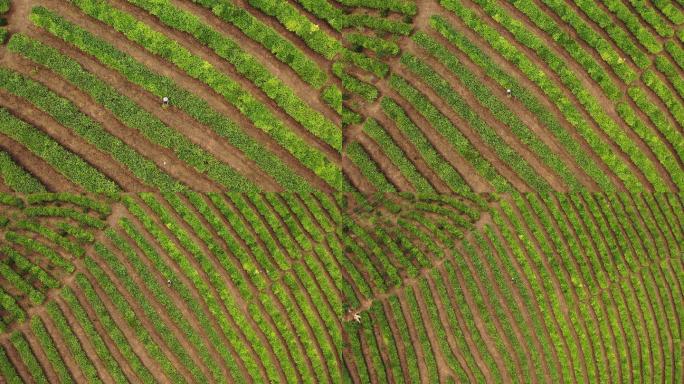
[53,4,341,189]
[13,220,84,257]
[22,206,105,229]
[436,2,660,191]
[509,0,621,99]
[0,151,45,193]
[0,345,20,383]
[652,0,684,24]
[123,196,267,382]
[460,0,667,191]
[534,0,637,83]
[362,118,435,192]
[339,14,413,35]
[380,97,475,197]
[103,228,236,382]
[401,51,555,193]
[124,0,340,150]
[25,192,110,215]
[2,246,59,290]
[655,56,684,98]
[7,35,191,192]
[601,0,663,54]
[335,0,417,15]
[333,63,378,101]
[191,0,327,88]
[29,317,72,383]
[614,101,684,190]
[389,73,511,192]
[9,332,48,383]
[569,1,651,68]
[627,85,684,162]
[0,104,119,193]
[60,286,130,384]
[0,261,44,304]
[429,16,615,190]
[641,70,684,128]
[4,232,74,272]
[345,141,396,192]
[246,0,343,59]
[413,32,584,191]
[627,0,673,37]
[46,301,102,383]
[9,33,255,192]
[30,8,314,192]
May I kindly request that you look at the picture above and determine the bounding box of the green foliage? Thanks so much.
[362,118,434,192]
[380,97,473,197]
[246,0,343,58]
[30,317,73,383]
[400,51,553,192]
[0,151,45,193]
[192,0,327,87]
[574,0,651,68]
[26,193,110,215]
[125,0,339,149]
[333,63,378,101]
[389,73,511,192]
[429,16,614,190]
[8,33,252,192]
[0,104,118,193]
[321,85,342,114]
[0,286,25,325]
[59,2,340,189]
[345,33,400,56]
[0,28,7,44]
[335,0,417,15]
[5,231,74,272]
[345,141,396,191]
[627,0,673,37]
[600,0,663,54]
[0,346,21,384]
[0,261,45,304]
[0,0,8,14]
[46,301,102,384]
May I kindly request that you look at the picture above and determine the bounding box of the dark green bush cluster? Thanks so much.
[193,0,326,88]
[345,33,400,57]
[0,0,8,41]
[30,8,317,191]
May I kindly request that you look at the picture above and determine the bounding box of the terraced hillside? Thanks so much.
[0,0,681,383]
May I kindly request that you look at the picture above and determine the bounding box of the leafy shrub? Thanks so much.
[0,151,45,193]
[0,103,118,193]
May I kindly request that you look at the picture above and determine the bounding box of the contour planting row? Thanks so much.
[38,4,340,189]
